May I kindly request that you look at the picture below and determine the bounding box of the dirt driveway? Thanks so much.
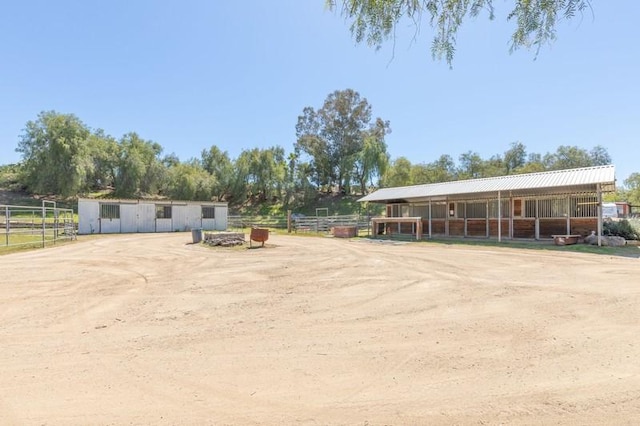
[1,233,639,425]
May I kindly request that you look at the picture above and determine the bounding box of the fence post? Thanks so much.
[287,210,292,233]
[4,206,8,247]
[42,204,45,248]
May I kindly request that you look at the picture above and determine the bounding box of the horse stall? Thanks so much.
[78,198,228,235]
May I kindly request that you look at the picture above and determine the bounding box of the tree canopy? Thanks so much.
[295,89,391,193]
[8,100,629,212]
[327,0,593,65]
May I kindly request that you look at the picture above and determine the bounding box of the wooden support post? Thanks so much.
[486,200,489,238]
[566,196,571,235]
[445,198,450,237]
[535,199,540,240]
[509,195,514,239]
[428,199,432,239]
[497,191,501,242]
[597,184,603,247]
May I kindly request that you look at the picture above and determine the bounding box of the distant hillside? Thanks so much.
[0,189,76,210]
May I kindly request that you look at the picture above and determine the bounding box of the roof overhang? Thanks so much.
[358,165,616,204]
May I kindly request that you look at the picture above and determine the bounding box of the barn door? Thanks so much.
[120,204,137,233]
[137,204,156,233]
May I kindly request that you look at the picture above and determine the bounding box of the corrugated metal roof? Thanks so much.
[358,165,616,203]
[77,197,227,206]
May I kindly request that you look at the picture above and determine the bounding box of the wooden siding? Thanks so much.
[570,218,597,236]
[385,222,415,234]
[539,219,567,238]
[513,219,535,238]
[449,220,464,236]
[426,220,446,235]
[489,220,510,237]
[466,219,487,237]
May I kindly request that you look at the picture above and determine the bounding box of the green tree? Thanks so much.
[624,173,640,207]
[87,129,120,190]
[503,142,527,174]
[115,133,166,197]
[327,0,592,65]
[382,156,413,187]
[234,147,287,202]
[458,151,485,179]
[295,107,331,190]
[543,145,598,170]
[590,145,612,166]
[165,161,214,201]
[353,119,390,194]
[16,111,93,196]
[295,89,390,193]
[201,145,234,200]
[0,163,24,190]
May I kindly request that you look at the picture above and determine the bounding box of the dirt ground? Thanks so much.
[1,233,639,425]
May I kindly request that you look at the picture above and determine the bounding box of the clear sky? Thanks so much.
[1,1,638,183]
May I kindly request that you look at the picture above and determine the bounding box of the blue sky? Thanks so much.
[1,1,638,183]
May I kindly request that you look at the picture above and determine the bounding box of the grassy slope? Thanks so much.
[0,189,76,210]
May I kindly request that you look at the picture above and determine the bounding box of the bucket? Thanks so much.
[191,228,203,244]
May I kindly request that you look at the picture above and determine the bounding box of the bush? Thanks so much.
[603,219,640,240]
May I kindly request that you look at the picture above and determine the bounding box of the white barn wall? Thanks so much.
[172,205,189,232]
[138,203,156,232]
[120,204,137,233]
[215,206,227,230]
[100,217,120,233]
[156,218,172,232]
[186,205,202,230]
[78,200,99,234]
[77,199,228,235]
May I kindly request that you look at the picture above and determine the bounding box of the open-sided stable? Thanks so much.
[359,165,616,245]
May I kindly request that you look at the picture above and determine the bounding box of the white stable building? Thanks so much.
[78,198,228,235]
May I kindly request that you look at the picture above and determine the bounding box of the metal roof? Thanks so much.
[358,165,616,203]
[77,197,227,206]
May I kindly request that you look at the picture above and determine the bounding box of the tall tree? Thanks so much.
[590,145,612,166]
[87,129,120,190]
[16,111,93,196]
[295,89,390,193]
[115,132,165,197]
[458,151,485,179]
[623,173,640,207]
[503,141,527,174]
[165,161,214,201]
[201,145,234,200]
[382,156,413,187]
[353,119,390,194]
[238,146,287,202]
[327,0,593,65]
[543,145,596,170]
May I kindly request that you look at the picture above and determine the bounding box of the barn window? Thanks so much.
[202,206,215,219]
[413,205,428,218]
[571,195,597,217]
[100,203,120,219]
[466,202,487,219]
[489,200,510,218]
[524,200,536,218]
[538,197,566,218]
[387,204,403,217]
[156,205,172,219]
[513,199,522,217]
[431,203,447,218]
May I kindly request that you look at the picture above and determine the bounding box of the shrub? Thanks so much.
[603,219,640,240]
